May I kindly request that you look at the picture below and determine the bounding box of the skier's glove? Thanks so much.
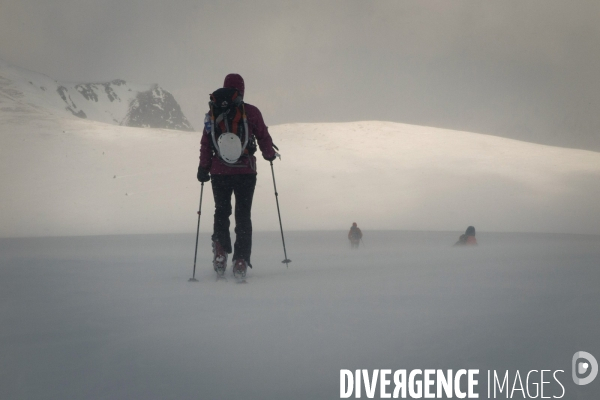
[197,166,210,182]
[265,143,281,161]
[265,152,280,162]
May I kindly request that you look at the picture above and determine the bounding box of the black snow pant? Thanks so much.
[210,174,257,263]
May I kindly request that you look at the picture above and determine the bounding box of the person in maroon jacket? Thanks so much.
[197,74,277,279]
[453,226,478,246]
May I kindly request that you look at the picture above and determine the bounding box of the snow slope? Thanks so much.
[1,103,600,237]
[0,59,193,130]
[271,122,600,234]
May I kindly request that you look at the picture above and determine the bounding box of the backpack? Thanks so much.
[207,88,256,165]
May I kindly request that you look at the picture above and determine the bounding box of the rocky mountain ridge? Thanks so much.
[0,60,193,131]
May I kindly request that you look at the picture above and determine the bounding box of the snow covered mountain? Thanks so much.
[1,96,600,238]
[0,59,193,131]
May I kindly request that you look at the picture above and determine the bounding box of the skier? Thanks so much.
[453,226,477,246]
[348,222,363,249]
[197,73,277,280]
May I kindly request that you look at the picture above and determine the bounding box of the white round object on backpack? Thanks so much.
[217,132,243,164]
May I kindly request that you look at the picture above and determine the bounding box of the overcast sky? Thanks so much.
[1,0,599,150]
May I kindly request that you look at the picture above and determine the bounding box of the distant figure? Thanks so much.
[348,222,363,249]
[454,226,477,246]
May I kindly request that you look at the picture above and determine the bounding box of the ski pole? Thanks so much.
[189,182,204,282]
[270,160,291,267]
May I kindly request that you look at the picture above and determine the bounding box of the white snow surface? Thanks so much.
[1,104,600,237]
[2,67,600,399]
[1,231,598,399]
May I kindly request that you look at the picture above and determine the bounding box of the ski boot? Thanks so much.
[212,241,228,276]
[232,259,248,282]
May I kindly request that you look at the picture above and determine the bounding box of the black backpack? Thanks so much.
[208,88,256,165]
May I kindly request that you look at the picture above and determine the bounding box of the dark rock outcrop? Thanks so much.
[56,80,193,131]
[57,86,87,118]
[122,85,193,131]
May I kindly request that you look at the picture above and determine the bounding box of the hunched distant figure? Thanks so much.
[454,226,478,246]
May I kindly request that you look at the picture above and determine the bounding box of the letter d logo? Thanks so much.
[572,351,598,385]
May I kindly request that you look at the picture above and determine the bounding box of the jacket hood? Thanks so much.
[223,74,245,96]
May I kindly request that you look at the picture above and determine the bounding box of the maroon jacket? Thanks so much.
[199,103,275,175]
[199,73,276,175]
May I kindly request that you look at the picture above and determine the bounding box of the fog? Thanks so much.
[2,1,600,150]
